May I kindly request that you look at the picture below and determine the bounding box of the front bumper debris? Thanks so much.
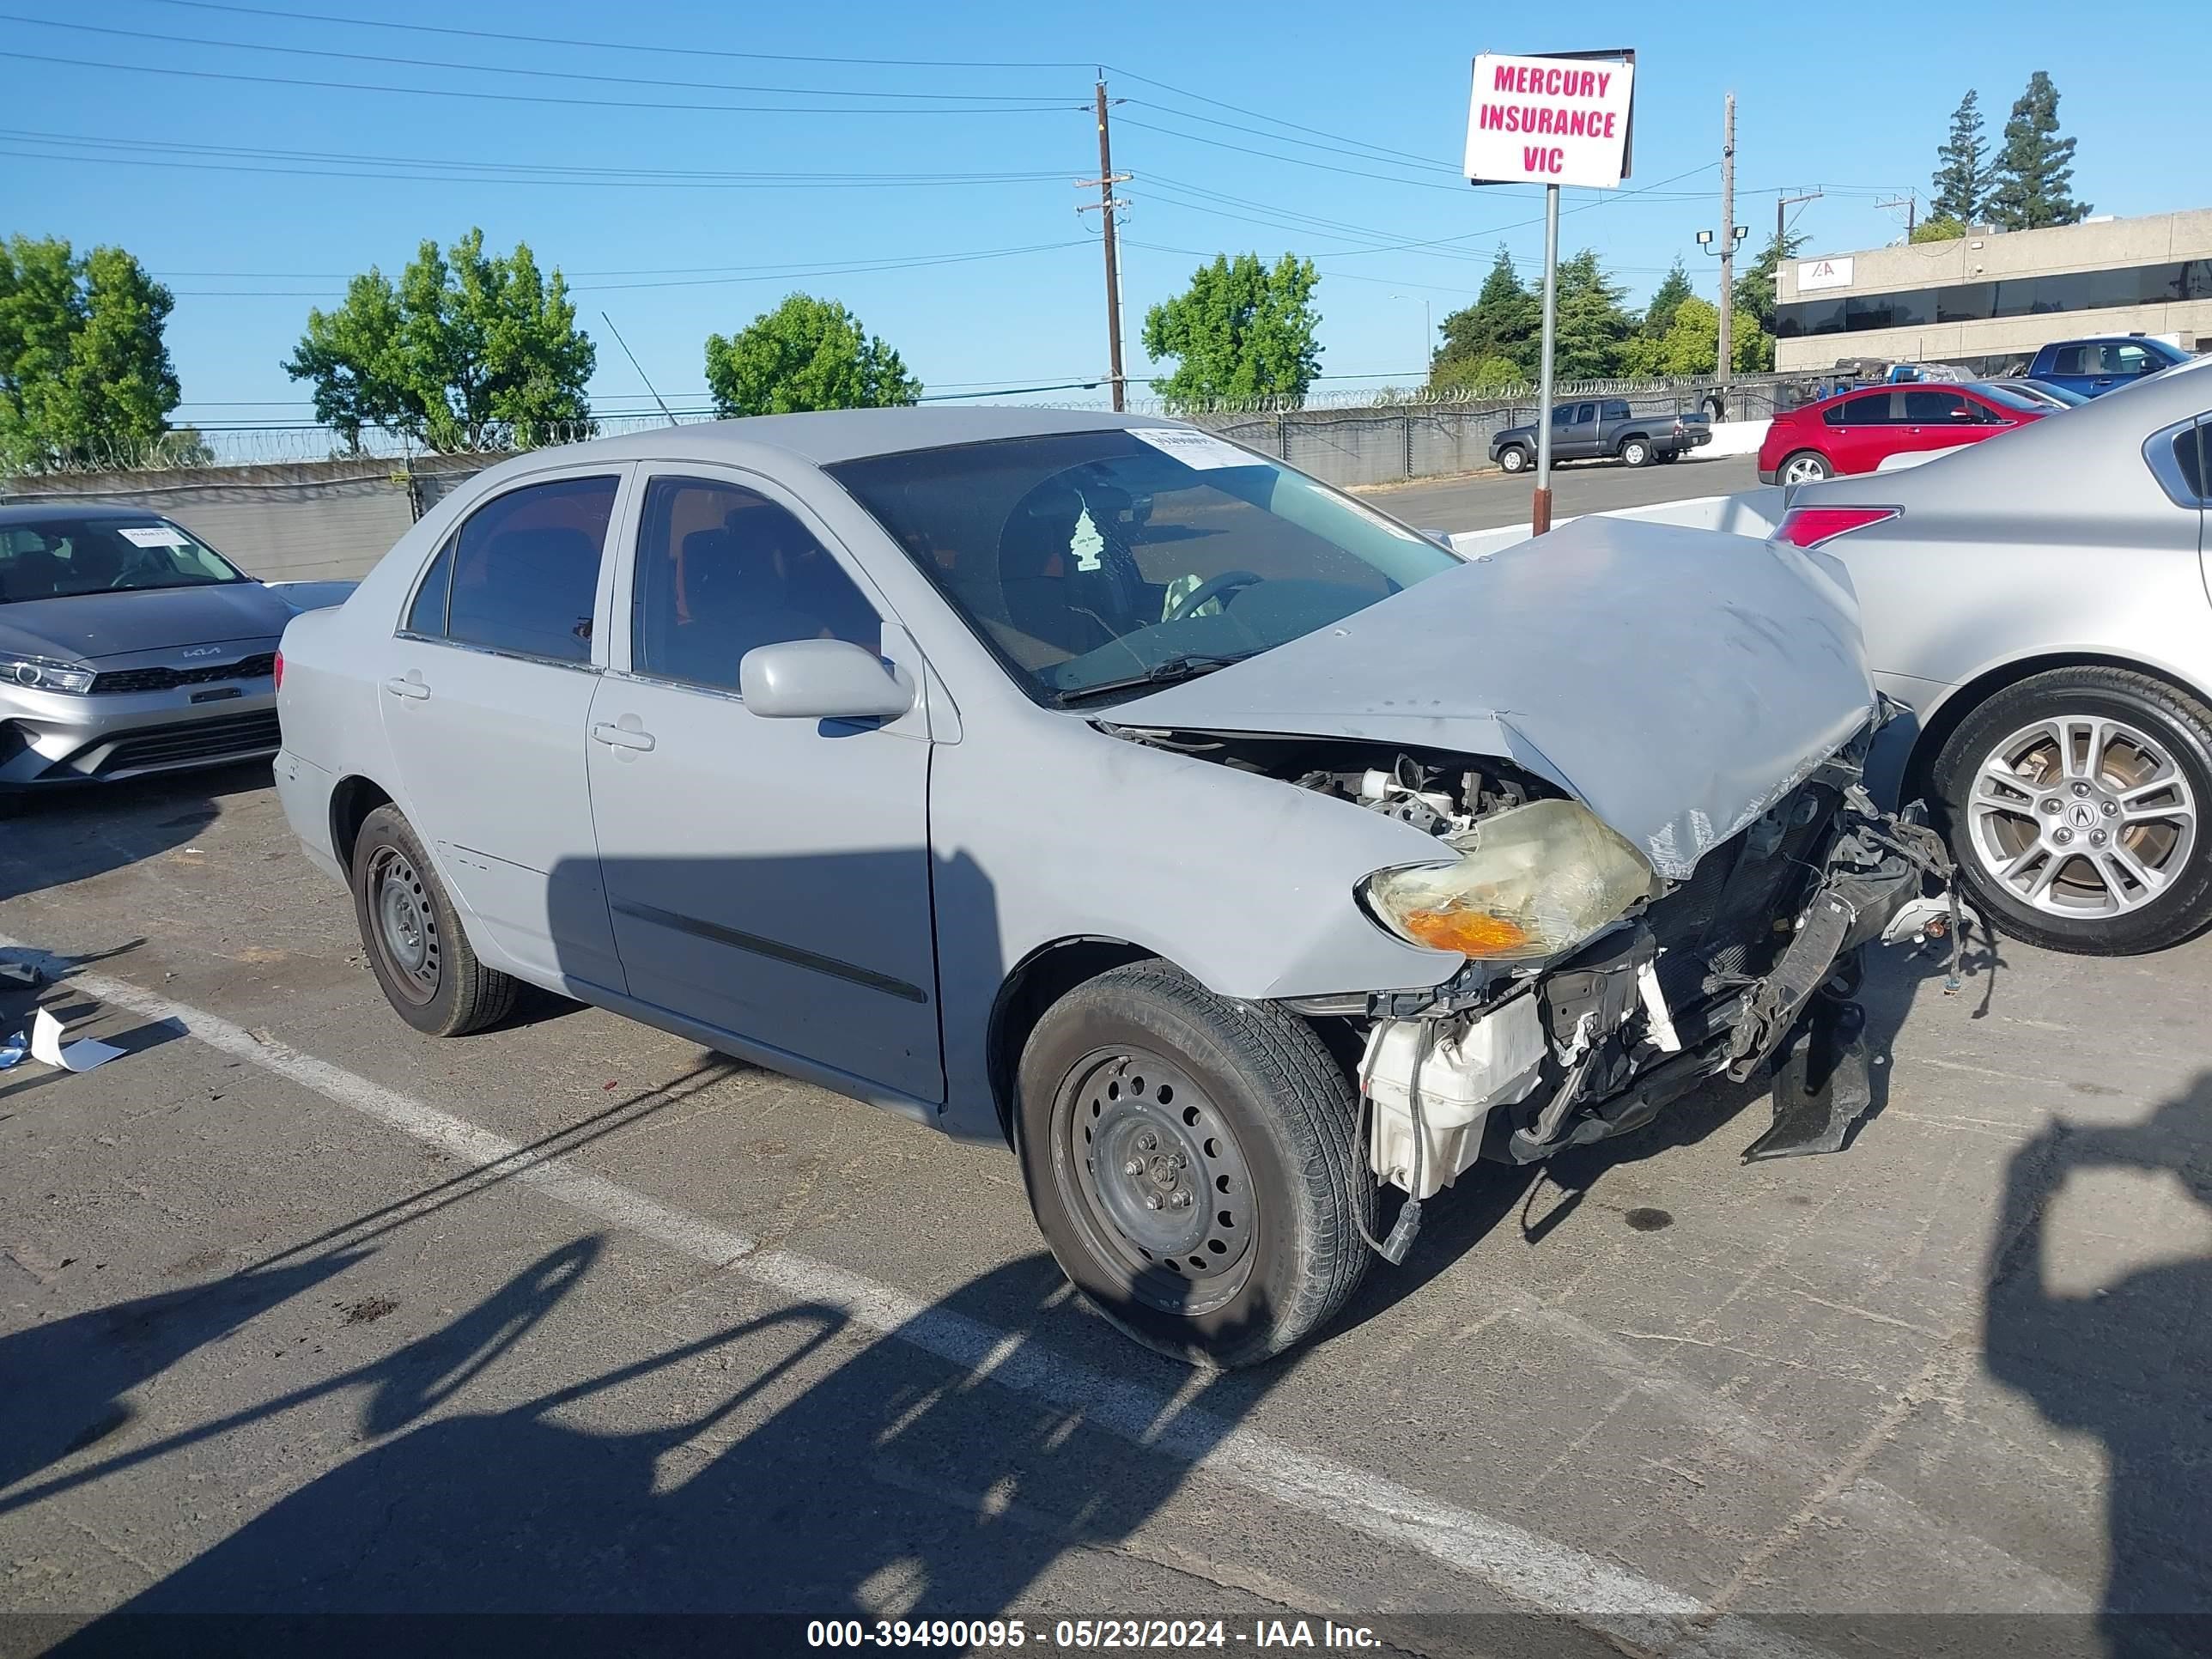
[1356,773,1955,1206]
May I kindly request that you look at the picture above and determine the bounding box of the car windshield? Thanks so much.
[827,428,1462,706]
[0,517,249,603]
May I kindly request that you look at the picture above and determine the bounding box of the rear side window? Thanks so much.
[1601,400,1632,420]
[1828,393,1894,426]
[2178,424,2209,500]
[630,475,879,693]
[2049,345,2089,377]
[419,476,617,663]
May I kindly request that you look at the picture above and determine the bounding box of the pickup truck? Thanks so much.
[1489,398,1712,472]
[2025,335,2191,399]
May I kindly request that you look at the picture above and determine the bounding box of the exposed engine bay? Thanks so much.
[1100,718,1958,1246]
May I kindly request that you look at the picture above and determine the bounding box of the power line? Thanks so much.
[1115,116,1479,192]
[1120,99,1461,176]
[140,0,1092,70]
[0,49,1078,115]
[0,131,1065,191]
[1100,66,1450,171]
[0,14,1073,103]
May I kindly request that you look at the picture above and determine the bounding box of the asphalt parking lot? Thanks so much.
[1365,453,1765,533]
[4,762,2210,1657]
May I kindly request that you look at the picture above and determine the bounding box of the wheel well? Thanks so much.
[985,938,1152,1146]
[1904,652,2212,807]
[329,775,393,873]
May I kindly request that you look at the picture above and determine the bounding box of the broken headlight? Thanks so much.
[1358,799,1661,961]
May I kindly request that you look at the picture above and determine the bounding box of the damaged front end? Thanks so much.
[1346,747,1952,1236]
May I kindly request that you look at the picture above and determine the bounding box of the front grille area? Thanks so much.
[1646,783,1838,1009]
[74,711,281,777]
[91,653,277,696]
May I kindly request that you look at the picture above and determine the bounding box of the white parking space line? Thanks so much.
[1,938,1823,1657]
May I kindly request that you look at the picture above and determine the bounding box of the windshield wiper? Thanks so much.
[1052,652,1250,706]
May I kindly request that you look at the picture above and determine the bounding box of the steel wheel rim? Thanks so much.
[367,844,441,1003]
[1501,450,1524,471]
[1050,1047,1256,1317]
[1624,441,1647,465]
[1967,714,2198,920]
[1783,455,1827,485]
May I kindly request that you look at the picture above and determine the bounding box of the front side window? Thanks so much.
[414,475,617,663]
[0,517,247,604]
[630,476,879,692]
[2108,343,2160,377]
[1903,390,1967,423]
[1575,402,1598,423]
[827,428,1461,707]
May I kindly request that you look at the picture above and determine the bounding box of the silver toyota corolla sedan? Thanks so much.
[0,503,353,812]
[274,409,1948,1364]
[1778,357,2212,957]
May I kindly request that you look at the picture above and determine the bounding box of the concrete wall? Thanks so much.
[1775,207,2212,372]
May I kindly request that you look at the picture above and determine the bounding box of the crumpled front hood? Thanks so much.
[0,582,296,663]
[1115,515,1875,879]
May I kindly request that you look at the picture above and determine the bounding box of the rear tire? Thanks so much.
[1014,961,1375,1367]
[1497,444,1529,474]
[1619,436,1653,468]
[349,804,518,1036]
[1780,450,1832,485]
[1931,667,2212,956]
[1656,448,1681,465]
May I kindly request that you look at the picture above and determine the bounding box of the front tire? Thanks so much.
[1932,667,2212,955]
[349,804,519,1035]
[1014,962,1375,1367]
[1779,450,1832,485]
[1497,444,1529,474]
[1619,436,1653,468]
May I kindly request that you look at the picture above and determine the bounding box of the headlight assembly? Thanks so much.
[1358,799,1661,961]
[2,655,94,694]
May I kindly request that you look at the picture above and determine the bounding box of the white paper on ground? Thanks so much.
[29,1006,125,1073]
[117,525,193,549]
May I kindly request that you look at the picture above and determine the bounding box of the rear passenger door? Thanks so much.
[380,467,629,992]
[1823,392,1898,475]
[585,467,944,1102]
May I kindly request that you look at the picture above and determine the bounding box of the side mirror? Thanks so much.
[738,639,915,721]
[1948,406,1978,420]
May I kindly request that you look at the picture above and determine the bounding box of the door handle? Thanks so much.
[592,721,656,753]
[384,675,429,701]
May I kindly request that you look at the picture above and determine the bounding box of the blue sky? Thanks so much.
[6,0,2203,430]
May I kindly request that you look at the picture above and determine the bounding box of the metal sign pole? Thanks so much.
[1532,181,1561,535]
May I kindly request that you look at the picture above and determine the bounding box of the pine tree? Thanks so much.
[1930,91,1989,223]
[1432,246,1540,381]
[1641,259,1694,339]
[1984,72,2089,231]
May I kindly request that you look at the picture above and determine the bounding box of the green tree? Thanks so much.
[703,293,921,416]
[1620,296,1768,378]
[1733,228,1806,340]
[284,229,594,453]
[1930,90,1990,223]
[1139,252,1322,406]
[1434,246,1540,382]
[1911,214,1969,244]
[1428,353,1527,396]
[1641,258,1694,340]
[1985,71,2089,230]
[1551,249,1635,380]
[0,235,180,471]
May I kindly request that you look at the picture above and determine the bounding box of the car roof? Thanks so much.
[467,406,1182,472]
[0,501,175,526]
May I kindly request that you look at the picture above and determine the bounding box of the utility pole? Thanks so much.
[1716,91,1736,385]
[1776,188,1823,256]
[1076,80,1131,411]
[1876,190,1917,236]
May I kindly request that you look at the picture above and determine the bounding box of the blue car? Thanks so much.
[2024,335,2192,398]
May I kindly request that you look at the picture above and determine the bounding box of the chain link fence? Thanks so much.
[0,376,1796,580]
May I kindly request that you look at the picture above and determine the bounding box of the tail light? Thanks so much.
[1773,507,1901,550]
[273,649,284,690]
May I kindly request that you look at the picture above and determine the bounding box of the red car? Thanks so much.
[1758,382,2047,486]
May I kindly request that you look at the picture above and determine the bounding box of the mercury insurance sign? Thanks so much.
[1464,52,1635,190]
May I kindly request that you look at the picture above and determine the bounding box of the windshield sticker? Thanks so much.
[118,526,193,549]
[1128,428,1257,471]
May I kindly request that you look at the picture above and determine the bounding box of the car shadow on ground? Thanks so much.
[0,761,268,905]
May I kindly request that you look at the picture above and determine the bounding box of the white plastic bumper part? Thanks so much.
[1362,997,1547,1199]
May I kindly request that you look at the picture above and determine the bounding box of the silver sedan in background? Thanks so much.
[1779,358,2212,955]
[0,503,351,812]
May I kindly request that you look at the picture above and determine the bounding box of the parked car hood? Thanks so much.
[1113,516,1875,879]
[0,581,303,663]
